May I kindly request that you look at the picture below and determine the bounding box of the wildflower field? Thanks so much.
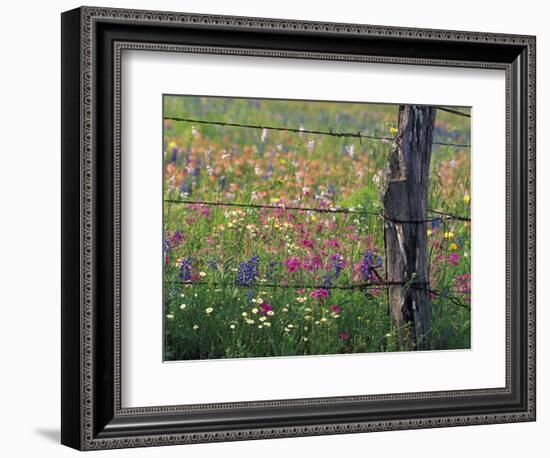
[162,96,471,361]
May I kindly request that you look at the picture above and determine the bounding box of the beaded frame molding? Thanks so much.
[61,6,536,450]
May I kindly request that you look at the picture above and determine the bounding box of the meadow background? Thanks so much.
[162,96,471,361]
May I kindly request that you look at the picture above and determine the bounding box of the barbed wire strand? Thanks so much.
[434,106,471,118]
[168,279,428,290]
[164,199,471,223]
[166,280,470,307]
[164,116,471,148]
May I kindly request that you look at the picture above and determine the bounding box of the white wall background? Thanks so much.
[0,0,545,456]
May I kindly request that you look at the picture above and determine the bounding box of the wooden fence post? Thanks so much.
[381,105,436,350]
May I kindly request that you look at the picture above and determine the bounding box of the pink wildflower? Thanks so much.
[285,257,301,273]
[448,253,460,266]
[301,239,315,248]
[260,303,273,315]
[310,288,329,300]
[327,238,340,248]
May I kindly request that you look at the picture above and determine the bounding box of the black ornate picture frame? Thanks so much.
[61,6,536,450]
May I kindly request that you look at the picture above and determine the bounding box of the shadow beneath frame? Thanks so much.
[35,428,60,443]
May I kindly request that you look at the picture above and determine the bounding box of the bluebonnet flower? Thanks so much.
[262,161,274,181]
[180,178,192,196]
[322,273,335,288]
[431,218,442,229]
[323,253,345,287]
[237,255,260,286]
[219,175,226,190]
[171,231,183,245]
[179,257,192,282]
[359,250,380,282]
[266,260,278,280]
[207,259,218,271]
[170,146,178,163]
[331,253,345,276]
[246,289,255,305]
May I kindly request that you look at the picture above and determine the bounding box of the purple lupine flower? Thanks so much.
[179,257,192,282]
[322,273,335,288]
[323,253,346,287]
[246,289,254,305]
[359,250,375,281]
[237,255,260,286]
[431,218,442,229]
[207,259,218,271]
[171,230,184,245]
[170,146,178,163]
[266,260,278,280]
[180,178,192,196]
[330,253,345,276]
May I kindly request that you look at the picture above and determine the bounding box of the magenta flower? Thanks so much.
[302,255,323,271]
[455,273,471,303]
[448,253,460,266]
[285,257,301,273]
[339,332,350,341]
[260,303,273,315]
[310,288,329,300]
[327,238,340,248]
[330,304,342,314]
[301,239,315,248]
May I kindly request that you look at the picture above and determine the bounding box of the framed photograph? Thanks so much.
[61,6,536,450]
